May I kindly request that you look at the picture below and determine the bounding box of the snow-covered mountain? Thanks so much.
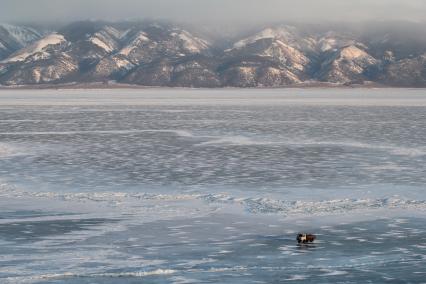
[317,45,379,84]
[89,23,212,82]
[220,26,314,86]
[1,21,426,87]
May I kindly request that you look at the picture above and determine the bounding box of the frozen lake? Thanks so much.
[0,89,426,283]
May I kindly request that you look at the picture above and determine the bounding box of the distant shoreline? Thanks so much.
[1,82,421,90]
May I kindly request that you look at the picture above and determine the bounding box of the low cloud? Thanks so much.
[1,0,425,25]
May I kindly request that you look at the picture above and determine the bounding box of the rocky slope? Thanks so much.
[1,21,426,87]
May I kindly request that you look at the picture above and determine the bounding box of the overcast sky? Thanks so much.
[1,0,425,24]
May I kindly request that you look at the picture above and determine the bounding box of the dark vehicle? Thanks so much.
[297,234,316,244]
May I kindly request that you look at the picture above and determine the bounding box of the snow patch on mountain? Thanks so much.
[32,68,41,83]
[1,54,78,85]
[89,37,114,52]
[119,32,150,56]
[102,26,127,40]
[0,24,41,46]
[87,26,123,53]
[233,26,297,49]
[91,54,135,79]
[175,30,210,53]
[2,33,65,63]
[113,57,133,69]
[267,40,309,70]
[259,67,301,86]
[340,45,371,60]
[316,32,357,52]
[174,61,202,72]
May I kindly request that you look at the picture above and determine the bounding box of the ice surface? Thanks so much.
[0,89,425,283]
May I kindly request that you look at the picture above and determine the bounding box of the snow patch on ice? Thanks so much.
[0,143,24,157]
[0,143,13,157]
[0,129,194,137]
[201,194,426,216]
[196,135,278,146]
[285,274,307,281]
[2,269,176,284]
[95,269,177,277]
[320,269,348,276]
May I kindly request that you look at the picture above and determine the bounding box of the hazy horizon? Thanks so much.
[1,0,426,27]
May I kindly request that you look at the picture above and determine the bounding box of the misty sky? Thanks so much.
[1,0,425,24]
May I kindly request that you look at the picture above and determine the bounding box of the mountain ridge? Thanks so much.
[1,21,426,88]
